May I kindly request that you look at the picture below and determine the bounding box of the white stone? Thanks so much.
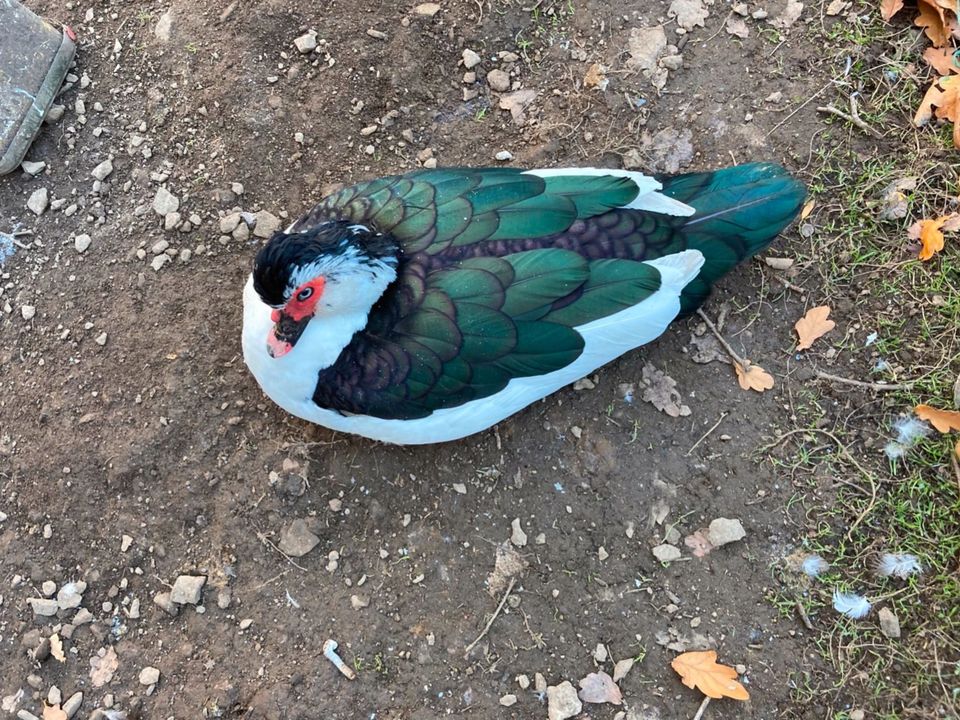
[27,188,49,215]
[138,666,160,686]
[74,234,92,253]
[294,32,317,53]
[91,159,113,181]
[152,186,180,215]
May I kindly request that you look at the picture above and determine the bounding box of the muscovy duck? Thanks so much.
[242,164,804,444]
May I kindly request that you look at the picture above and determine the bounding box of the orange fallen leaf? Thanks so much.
[955,438,960,461]
[671,650,750,701]
[914,81,947,126]
[880,0,904,21]
[915,404,960,432]
[800,199,815,220]
[923,47,958,75]
[909,213,960,260]
[795,305,836,350]
[734,361,774,392]
[916,0,951,46]
[42,705,67,720]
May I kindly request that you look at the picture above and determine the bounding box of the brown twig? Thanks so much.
[696,309,746,366]
[816,95,884,139]
[796,600,815,631]
[692,696,711,720]
[464,577,516,656]
[814,370,913,392]
[687,412,728,456]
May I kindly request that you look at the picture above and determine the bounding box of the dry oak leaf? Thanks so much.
[880,0,904,21]
[915,0,952,47]
[955,438,960,461]
[923,47,958,75]
[915,404,960,432]
[795,305,836,350]
[734,361,774,392]
[671,650,750,700]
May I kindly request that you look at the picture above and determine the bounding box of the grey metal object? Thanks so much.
[0,0,76,175]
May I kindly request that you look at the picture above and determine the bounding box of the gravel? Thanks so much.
[252,210,281,238]
[546,681,582,720]
[27,188,49,215]
[169,575,206,605]
[486,68,510,92]
[707,517,746,547]
[138,666,160,686]
[74,234,92,253]
[28,598,59,616]
[652,544,682,562]
[462,49,481,69]
[278,519,321,557]
[294,32,317,53]
[90,159,113,181]
[21,161,46,176]
[152,187,180,215]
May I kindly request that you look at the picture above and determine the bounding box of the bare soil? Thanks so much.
[0,0,853,718]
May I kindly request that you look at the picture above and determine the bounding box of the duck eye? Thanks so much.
[296,287,314,302]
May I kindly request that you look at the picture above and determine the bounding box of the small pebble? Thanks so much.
[169,575,206,605]
[27,188,49,215]
[138,666,160,686]
[74,234,92,253]
[499,694,517,707]
[90,159,113,181]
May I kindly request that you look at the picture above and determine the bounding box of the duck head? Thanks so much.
[251,221,399,358]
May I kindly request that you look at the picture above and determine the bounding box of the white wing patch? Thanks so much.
[523,167,695,217]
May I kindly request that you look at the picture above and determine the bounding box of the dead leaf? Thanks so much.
[825,0,846,15]
[640,363,691,417]
[795,305,836,350]
[880,0,904,21]
[668,0,709,29]
[42,705,67,720]
[800,199,815,220]
[909,213,959,260]
[953,374,960,408]
[914,81,947,127]
[734,361,774,392]
[878,176,917,220]
[955,438,960,461]
[684,529,715,557]
[690,333,727,364]
[578,671,623,705]
[486,541,528,596]
[915,404,960,432]
[915,0,951,48]
[671,650,750,700]
[923,47,957,75]
[725,16,750,38]
[769,0,803,28]
[89,646,120,688]
[584,63,607,90]
[49,634,65,663]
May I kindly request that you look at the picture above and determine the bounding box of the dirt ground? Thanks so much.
[0,0,920,718]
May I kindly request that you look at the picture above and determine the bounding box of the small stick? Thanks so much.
[257,531,307,571]
[697,309,746,366]
[322,639,357,680]
[770,273,805,295]
[464,577,516,656]
[814,370,913,392]
[816,99,884,139]
[687,412,728,456]
[692,696,711,720]
[795,600,815,631]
